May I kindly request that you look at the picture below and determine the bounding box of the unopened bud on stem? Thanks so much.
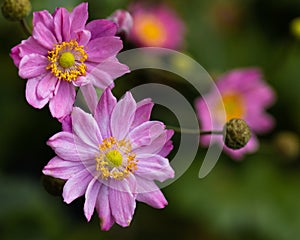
[223,118,251,150]
[1,0,31,21]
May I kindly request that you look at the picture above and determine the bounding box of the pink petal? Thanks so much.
[47,131,98,161]
[73,76,89,87]
[135,154,174,182]
[96,185,115,231]
[71,107,102,147]
[25,77,50,109]
[10,36,48,67]
[18,37,48,59]
[134,130,169,155]
[109,183,136,227]
[75,30,91,46]
[128,121,165,149]
[246,84,276,108]
[135,176,168,208]
[94,88,117,139]
[86,37,123,62]
[33,10,54,30]
[10,44,22,66]
[61,114,72,133]
[63,169,93,204]
[157,129,174,157]
[79,84,98,114]
[85,62,114,89]
[33,22,57,49]
[95,57,130,80]
[19,54,48,79]
[42,156,84,180]
[84,177,101,221]
[70,2,88,34]
[85,19,117,39]
[131,98,154,129]
[49,80,75,120]
[53,7,71,42]
[110,92,137,139]
[108,10,133,36]
[158,140,174,158]
[36,73,58,99]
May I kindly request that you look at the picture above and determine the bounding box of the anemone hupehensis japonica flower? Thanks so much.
[42,88,175,230]
[10,3,129,121]
[195,68,276,159]
[128,3,185,49]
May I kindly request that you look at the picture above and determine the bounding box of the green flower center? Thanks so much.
[95,137,138,180]
[105,149,123,167]
[59,52,75,69]
[46,40,87,82]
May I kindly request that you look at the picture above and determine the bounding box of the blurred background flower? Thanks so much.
[127,1,185,49]
[195,68,276,159]
[1,0,300,239]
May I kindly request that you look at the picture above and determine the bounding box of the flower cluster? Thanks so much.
[6,0,276,232]
[9,2,175,230]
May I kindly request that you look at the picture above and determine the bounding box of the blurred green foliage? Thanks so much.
[1,0,300,239]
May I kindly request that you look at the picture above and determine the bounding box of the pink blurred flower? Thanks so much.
[43,88,174,230]
[195,68,276,159]
[10,3,129,121]
[128,3,185,49]
[108,9,133,37]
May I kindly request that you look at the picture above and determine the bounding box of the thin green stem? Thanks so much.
[20,18,32,36]
[167,125,223,135]
[201,130,223,135]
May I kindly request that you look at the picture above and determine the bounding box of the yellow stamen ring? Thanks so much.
[47,40,88,82]
[95,137,138,181]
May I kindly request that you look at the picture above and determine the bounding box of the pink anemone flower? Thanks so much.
[43,88,174,230]
[195,68,276,159]
[128,3,185,49]
[10,3,129,120]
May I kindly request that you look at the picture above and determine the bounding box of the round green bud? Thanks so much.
[223,118,251,150]
[1,0,31,21]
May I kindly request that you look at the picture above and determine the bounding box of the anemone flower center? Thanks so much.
[59,52,75,68]
[135,15,167,46]
[47,40,88,82]
[222,92,245,121]
[105,150,123,167]
[95,137,138,181]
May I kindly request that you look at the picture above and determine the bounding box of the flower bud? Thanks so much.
[108,9,133,37]
[1,0,31,21]
[273,131,300,160]
[42,175,65,196]
[223,118,251,150]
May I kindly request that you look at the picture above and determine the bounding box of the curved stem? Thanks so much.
[20,18,32,36]
[167,125,223,135]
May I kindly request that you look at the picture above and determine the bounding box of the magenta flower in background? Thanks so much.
[128,3,185,49]
[43,88,174,230]
[108,9,133,37]
[10,3,129,120]
[195,68,276,159]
